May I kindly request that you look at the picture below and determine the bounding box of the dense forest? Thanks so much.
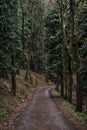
[0,0,87,126]
[45,0,87,112]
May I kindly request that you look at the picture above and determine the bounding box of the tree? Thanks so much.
[0,0,22,95]
[45,9,63,92]
[45,0,87,112]
[75,0,87,112]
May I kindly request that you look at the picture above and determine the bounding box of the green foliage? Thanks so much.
[0,0,22,78]
[27,0,45,72]
[78,41,87,88]
[64,101,87,126]
[0,109,8,121]
[45,0,87,112]
[0,0,87,114]
[45,9,62,83]
[76,2,87,90]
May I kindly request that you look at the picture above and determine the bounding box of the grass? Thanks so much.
[51,89,87,128]
[50,89,61,98]
[0,69,47,127]
[63,98,87,127]
[0,109,9,122]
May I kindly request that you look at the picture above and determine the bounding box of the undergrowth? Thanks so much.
[63,97,87,127]
[0,109,9,122]
[0,69,47,125]
[51,89,87,127]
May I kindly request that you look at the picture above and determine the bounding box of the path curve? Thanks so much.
[15,87,78,130]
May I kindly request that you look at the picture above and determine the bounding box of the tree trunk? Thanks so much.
[55,76,60,92]
[31,53,38,87]
[60,72,64,97]
[69,0,75,103]
[76,74,82,112]
[58,0,66,98]
[25,53,33,84]
[20,0,26,69]
[11,54,16,96]
[68,55,73,102]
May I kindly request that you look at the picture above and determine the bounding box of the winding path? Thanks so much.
[15,87,78,130]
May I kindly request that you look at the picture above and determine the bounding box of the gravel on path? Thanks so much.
[14,87,78,130]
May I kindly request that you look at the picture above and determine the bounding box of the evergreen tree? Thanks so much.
[0,0,22,95]
[45,9,62,91]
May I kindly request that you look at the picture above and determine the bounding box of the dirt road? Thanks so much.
[15,87,78,130]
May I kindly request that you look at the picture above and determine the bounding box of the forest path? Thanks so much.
[14,87,78,130]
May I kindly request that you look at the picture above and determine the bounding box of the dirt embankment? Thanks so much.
[0,69,49,130]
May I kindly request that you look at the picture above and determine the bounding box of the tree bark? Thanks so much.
[76,74,82,112]
[31,52,38,87]
[69,0,75,103]
[58,0,66,98]
[25,53,33,84]
[68,55,73,102]
[11,54,16,96]
[60,71,64,97]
